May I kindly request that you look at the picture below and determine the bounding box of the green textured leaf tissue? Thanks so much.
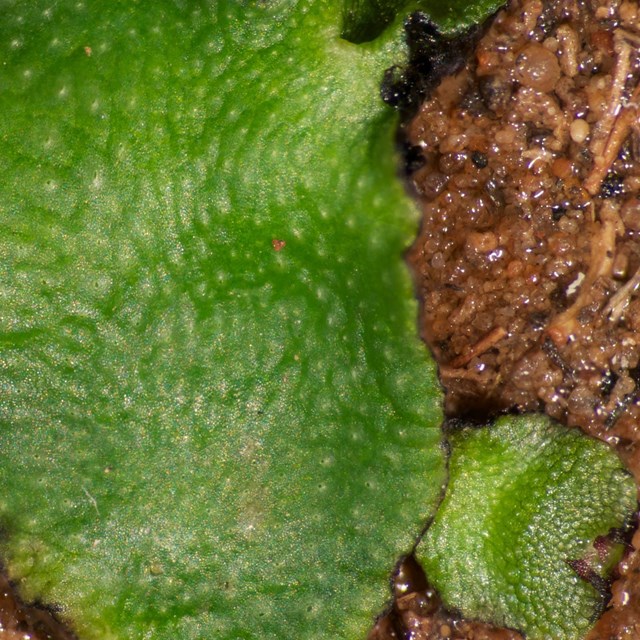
[0,1,447,638]
[0,1,636,639]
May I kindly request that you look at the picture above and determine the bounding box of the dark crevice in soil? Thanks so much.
[380,12,491,122]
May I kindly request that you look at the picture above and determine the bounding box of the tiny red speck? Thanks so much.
[84,46,92,56]
[272,238,286,252]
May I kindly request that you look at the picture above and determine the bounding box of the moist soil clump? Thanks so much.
[387,0,640,637]
[0,572,76,640]
[369,556,526,640]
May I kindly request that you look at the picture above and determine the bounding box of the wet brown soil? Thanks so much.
[0,572,75,640]
[376,0,640,637]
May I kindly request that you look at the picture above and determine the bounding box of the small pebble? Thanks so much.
[569,118,589,143]
[514,43,561,92]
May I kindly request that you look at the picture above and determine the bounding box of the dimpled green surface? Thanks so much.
[0,1,452,638]
[1,1,634,639]
[419,415,637,640]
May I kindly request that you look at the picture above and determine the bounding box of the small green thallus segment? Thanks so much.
[418,414,636,640]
